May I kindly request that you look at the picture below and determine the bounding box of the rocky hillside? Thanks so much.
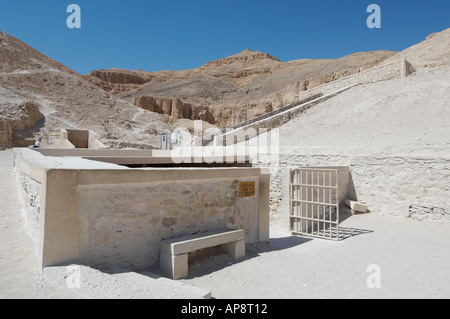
[382,28,450,68]
[0,30,172,149]
[271,28,450,222]
[86,49,397,128]
[2,28,447,150]
[277,28,450,154]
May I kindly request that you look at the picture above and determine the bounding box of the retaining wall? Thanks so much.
[255,151,450,228]
[300,59,414,101]
[14,148,270,272]
[213,87,351,147]
[213,59,414,148]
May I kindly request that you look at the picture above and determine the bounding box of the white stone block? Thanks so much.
[345,199,369,214]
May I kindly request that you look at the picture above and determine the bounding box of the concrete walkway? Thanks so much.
[1,149,449,299]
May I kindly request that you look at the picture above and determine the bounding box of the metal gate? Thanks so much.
[289,168,340,240]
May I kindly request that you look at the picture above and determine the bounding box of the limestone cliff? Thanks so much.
[86,49,397,128]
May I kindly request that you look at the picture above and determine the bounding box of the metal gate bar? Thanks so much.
[289,168,339,240]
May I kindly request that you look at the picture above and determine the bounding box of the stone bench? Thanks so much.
[160,228,245,280]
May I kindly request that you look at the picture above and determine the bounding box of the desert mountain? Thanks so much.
[2,28,449,150]
[0,30,172,149]
[86,48,397,128]
[278,28,450,156]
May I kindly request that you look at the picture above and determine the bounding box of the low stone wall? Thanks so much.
[300,59,414,101]
[14,148,270,272]
[59,129,107,149]
[213,87,351,147]
[77,175,260,269]
[224,93,323,133]
[255,151,450,227]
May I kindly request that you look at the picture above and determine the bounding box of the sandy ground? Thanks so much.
[0,149,82,298]
[176,215,450,299]
[1,149,449,299]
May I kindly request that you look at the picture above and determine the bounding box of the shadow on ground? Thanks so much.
[139,212,373,280]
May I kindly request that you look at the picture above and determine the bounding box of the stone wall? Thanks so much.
[213,87,350,147]
[14,148,270,272]
[212,60,414,148]
[59,129,108,149]
[77,176,260,270]
[255,151,450,226]
[66,129,89,148]
[300,59,413,101]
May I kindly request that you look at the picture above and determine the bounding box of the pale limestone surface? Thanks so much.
[77,176,258,270]
[255,66,450,223]
[2,150,450,298]
[12,148,267,272]
[178,213,450,299]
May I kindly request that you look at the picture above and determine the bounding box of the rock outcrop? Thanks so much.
[0,31,172,149]
[87,49,397,128]
[0,101,44,148]
[130,96,214,125]
[2,27,448,150]
[85,69,154,93]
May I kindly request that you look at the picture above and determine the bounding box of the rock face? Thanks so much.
[2,27,448,149]
[130,96,210,125]
[86,48,397,128]
[86,69,153,93]
[0,31,172,149]
[130,94,220,125]
[0,101,43,148]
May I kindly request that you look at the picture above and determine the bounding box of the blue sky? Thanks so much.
[0,0,449,74]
